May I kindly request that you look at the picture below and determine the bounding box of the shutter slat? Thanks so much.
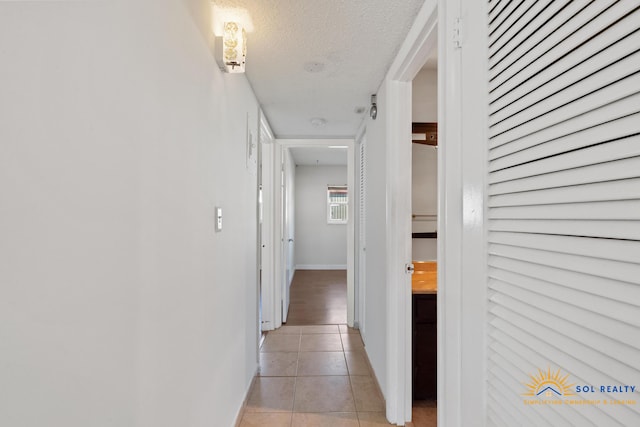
[488,0,597,85]
[489,362,632,427]
[489,72,640,144]
[489,244,640,286]
[489,0,535,48]
[487,389,536,427]
[487,377,564,427]
[488,0,509,23]
[490,7,640,114]
[489,200,640,221]
[490,338,622,426]
[489,218,640,241]
[488,350,572,424]
[489,232,640,264]
[490,311,640,424]
[491,280,640,356]
[490,47,640,133]
[489,0,631,92]
[488,359,601,427]
[488,256,640,307]
[489,177,640,207]
[489,327,636,426]
[490,154,640,195]
[490,267,640,328]
[487,407,516,427]
[490,132,640,181]
[490,329,576,384]
[487,0,640,424]
[488,0,503,16]
[490,93,640,158]
[489,0,525,40]
[489,358,544,426]
[489,0,566,69]
[490,312,640,390]
[489,113,640,170]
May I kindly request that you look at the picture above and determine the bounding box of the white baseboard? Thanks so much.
[295,264,347,270]
[234,365,258,427]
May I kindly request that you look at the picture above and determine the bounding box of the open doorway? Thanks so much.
[410,52,439,424]
[286,146,349,325]
[260,139,357,330]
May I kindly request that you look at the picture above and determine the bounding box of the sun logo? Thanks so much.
[523,367,575,398]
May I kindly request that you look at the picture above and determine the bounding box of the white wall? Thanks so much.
[411,144,437,260]
[412,68,438,122]
[360,11,439,410]
[294,165,348,269]
[361,83,389,397]
[412,68,438,261]
[0,1,260,426]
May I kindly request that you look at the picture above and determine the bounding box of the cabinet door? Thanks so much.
[413,294,437,400]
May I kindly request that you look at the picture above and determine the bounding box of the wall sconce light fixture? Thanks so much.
[370,94,378,120]
[215,22,247,73]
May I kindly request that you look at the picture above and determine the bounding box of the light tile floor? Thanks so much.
[238,325,437,427]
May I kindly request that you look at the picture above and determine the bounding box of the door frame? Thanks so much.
[272,138,357,327]
[259,111,276,331]
[384,0,488,425]
[277,145,295,323]
[382,2,438,422]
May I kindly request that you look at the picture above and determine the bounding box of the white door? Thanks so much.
[485,1,640,425]
[280,161,288,322]
[280,147,295,322]
[259,113,275,331]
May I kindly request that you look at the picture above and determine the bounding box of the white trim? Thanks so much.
[382,1,438,424]
[384,78,413,424]
[295,264,347,270]
[437,1,463,425]
[382,0,489,424]
[346,141,356,327]
[457,1,489,425]
[275,138,356,327]
[259,112,276,332]
[273,144,284,328]
[233,367,259,427]
[433,0,490,426]
[388,1,439,82]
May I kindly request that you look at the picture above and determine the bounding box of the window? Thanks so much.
[327,186,348,224]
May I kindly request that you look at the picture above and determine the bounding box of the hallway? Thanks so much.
[238,271,436,427]
[286,270,347,325]
[240,325,388,426]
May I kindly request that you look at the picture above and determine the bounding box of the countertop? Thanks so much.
[412,261,437,294]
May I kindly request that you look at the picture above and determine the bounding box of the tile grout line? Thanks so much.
[289,332,301,425]
[341,333,366,427]
[254,325,398,426]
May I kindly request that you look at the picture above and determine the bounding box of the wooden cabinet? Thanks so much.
[413,293,437,400]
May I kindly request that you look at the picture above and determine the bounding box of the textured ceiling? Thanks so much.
[289,146,348,166]
[212,0,426,138]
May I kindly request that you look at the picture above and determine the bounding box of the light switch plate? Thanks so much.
[215,207,223,231]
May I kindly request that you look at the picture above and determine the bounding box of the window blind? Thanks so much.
[328,186,348,223]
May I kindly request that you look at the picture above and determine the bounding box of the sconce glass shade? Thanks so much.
[370,94,378,120]
[216,22,246,73]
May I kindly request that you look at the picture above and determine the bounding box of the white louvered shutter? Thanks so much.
[486,1,640,426]
[359,140,366,254]
[357,138,367,335]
